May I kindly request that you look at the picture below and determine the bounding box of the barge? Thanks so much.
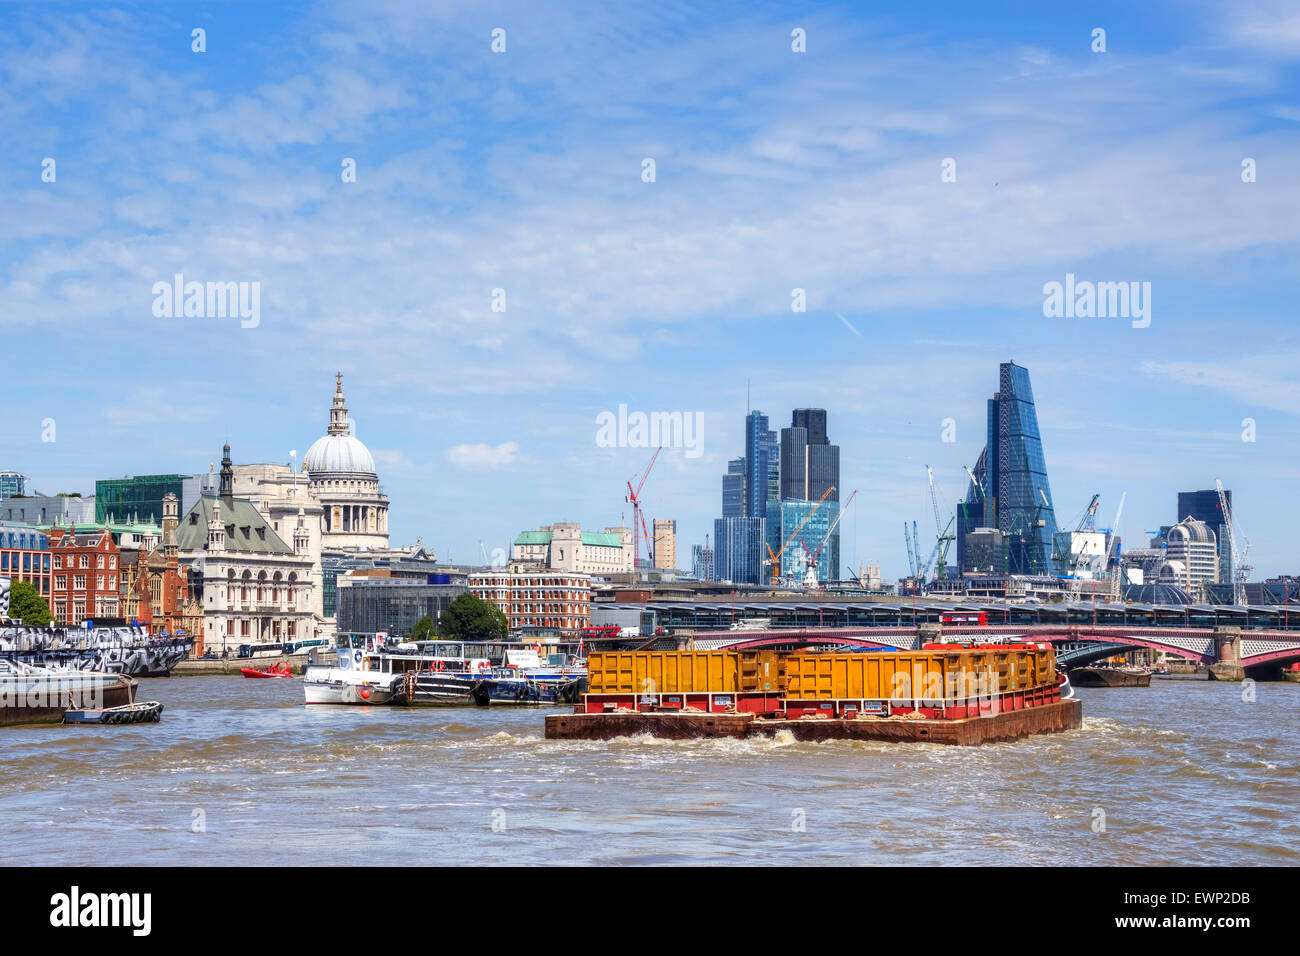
[544,644,1082,746]
[1069,664,1152,687]
[0,658,138,727]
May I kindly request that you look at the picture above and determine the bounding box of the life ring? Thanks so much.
[431,659,445,672]
[353,650,362,664]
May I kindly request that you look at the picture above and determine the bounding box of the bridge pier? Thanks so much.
[918,623,943,649]
[1208,626,1245,682]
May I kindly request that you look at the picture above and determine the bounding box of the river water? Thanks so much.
[2,676,1296,866]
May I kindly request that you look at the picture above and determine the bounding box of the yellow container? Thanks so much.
[587,651,739,695]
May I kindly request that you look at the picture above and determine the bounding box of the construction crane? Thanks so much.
[1105,492,1127,603]
[911,521,922,580]
[1216,478,1252,605]
[802,490,858,587]
[625,446,661,570]
[903,521,917,578]
[926,466,957,579]
[765,486,834,586]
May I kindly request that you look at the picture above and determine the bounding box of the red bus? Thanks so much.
[940,612,987,626]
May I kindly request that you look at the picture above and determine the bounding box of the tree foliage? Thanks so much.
[439,593,508,640]
[410,614,437,641]
[10,580,53,625]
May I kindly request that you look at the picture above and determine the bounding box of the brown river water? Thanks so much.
[1,676,1296,866]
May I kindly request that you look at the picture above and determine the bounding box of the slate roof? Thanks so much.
[174,494,293,555]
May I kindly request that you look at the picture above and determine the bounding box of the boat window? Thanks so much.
[463,644,485,658]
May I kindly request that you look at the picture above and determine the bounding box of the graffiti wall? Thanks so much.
[0,621,192,676]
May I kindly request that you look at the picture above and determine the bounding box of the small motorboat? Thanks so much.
[63,701,164,725]
[240,662,294,679]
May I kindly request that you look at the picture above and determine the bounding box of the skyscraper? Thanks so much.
[777,409,841,580]
[744,411,772,520]
[722,458,745,519]
[960,362,1059,575]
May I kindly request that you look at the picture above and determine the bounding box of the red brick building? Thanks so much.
[47,527,122,625]
[469,567,591,636]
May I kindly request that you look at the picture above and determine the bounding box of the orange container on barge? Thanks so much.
[545,645,1081,745]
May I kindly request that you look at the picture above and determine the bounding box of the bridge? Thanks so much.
[683,623,1300,680]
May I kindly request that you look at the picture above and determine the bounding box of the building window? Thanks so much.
[74,575,86,590]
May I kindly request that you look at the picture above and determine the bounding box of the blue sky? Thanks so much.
[1,0,1298,579]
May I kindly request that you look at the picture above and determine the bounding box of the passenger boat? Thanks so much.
[0,657,137,727]
[305,637,587,707]
[240,662,294,679]
[63,700,164,724]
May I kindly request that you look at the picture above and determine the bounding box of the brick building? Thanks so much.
[469,567,591,636]
[47,526,122,624]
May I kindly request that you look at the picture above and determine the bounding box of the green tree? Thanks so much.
[439,593,508,640]
[10,580,52,625]
[411,614,437,641]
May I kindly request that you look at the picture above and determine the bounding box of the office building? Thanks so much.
[722,458,745,518]
[1177,489,1232,585]
[1,494,96,527]
[0,522,52,606]
[336,574,466,640]
[713,516,763,584]
[960,362,1059,575]
[512,523,634,574]
[1163,517,1219,595]
[777,409,841,579]
[652,518,677,571]
[96,474,190,526]
[470,568,591,636]
[0,471,26,498]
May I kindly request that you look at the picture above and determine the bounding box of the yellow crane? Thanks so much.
[765,486,835,586]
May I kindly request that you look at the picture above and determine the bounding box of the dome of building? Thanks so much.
[303,374,376,476]
[304,434,375,475]
[1167,517,1215,545]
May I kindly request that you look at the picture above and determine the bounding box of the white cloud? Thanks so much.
[1140,355,1300,414]
[447,441,520,470]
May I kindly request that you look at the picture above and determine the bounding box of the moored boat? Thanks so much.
[1069,664,1152,687]
[0,657,137,727]
[240,662,294,679]
[63,700,163,724]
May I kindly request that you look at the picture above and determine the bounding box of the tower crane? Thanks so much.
[911,521,922,580]
[926,466,956,579]
[1105,492,1127,603]
[624,446,661,570]
[1216,478,1252,605]
[904,521,917,578]
[764,486,834,586]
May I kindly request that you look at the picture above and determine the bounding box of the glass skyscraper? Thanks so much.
[1178,489,1232,584]
[961,363,1058,575]
[713,516,763,584]
[778,409,840,579]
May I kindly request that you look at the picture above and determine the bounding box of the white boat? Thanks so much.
[303,638,587,706]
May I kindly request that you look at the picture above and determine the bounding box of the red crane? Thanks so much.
[625,446,661,570]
